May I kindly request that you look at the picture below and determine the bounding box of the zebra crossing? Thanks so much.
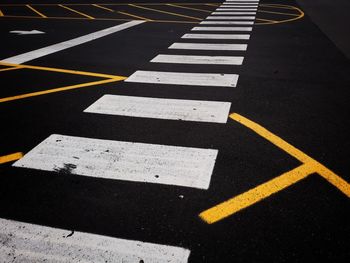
[7,0,261,261]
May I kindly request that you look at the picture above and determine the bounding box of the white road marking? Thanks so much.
[206,16,256,20]
[216,8,258,11]
[169,43,247,51]
[0,218,191,263]
[192,26,253,31]
[10,30,45,35]
[182,33,250,39]
[1,21,145,64]
[225,0,259,2]
[84,94,232,123]
[151,54,244,65]
[211,12,256,15]
[220,5,258,8]
[125,70,239,87]
[200,21,254,25]
[13,134,218,189]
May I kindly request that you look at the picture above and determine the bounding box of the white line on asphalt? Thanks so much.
[84,94,232,123]
[0,21,145,64]
[0,218,191,262]
[13,134,218,189]
[200,21,254,25]
[216,8,258,10]
[151,54,244,65]
[206,16,256,20]
[192,26,253,31]
[211,12,257,15]
[220,5,258,8]
[125,70,239,87]
[182,33,250,39]
[169,43,247,51]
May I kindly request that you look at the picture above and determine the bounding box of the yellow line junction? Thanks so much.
[200,113,350,224]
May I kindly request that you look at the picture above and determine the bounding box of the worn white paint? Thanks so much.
[125,70,239,87]
[1,21,145,64]
[151,54,244,65]
[13,134,218,189]
[211,12,256,15]
[216,8,258,11]
[169,43,247,51]
[206,16,256,20]
[182,33,250,39]
[0,218,191,262]
[192,26,253,31]
[220,5,258,7]
[200,21,254,25]
[10,30,45,35]
[84,94,231,123]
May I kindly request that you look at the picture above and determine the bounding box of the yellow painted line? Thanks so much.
[129,4,202,21]
[0,8,4,16]
[26,4,47,18]
[92,4,114,12]
[230,113,349,196]
[118,11,152,21]
[0,66,23,72]
[0,152,23,164]
[205,4,219,7]
[0,78,125,103]
[200,164,314,224]
[260,4,297,10]
[0,62,123,79]
[255,18,278,23]
[59,4,94,19]
[166,4,211,13]
[258,9,299,17]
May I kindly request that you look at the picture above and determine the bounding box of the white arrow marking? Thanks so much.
[10,30,45,35]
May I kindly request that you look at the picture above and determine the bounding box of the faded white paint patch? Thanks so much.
[0,218,191,262]
[13,134,218,189]
[125,70,239,87]
[169,43,247,51]
[84,94,231,123]
[151,54,244,65]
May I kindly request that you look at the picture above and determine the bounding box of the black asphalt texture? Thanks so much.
[0,0,349,262]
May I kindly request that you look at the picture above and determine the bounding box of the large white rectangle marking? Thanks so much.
[125,70,239,87]
[182,33,250,39]
[151,54,244,65]
[84,94,232,123]
[169,43,247,51]
[1,21,145,64]
[212,12,256,15]
[200,21,254,25]
[206,16,256,20]
[216,8,258,11]
[192,26,253,31]
[0,218,191,262]
[13,134,218,189]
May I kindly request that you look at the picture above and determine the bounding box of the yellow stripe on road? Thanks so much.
[0,78,125,103]
[0,152,23,164]
[200,164,314,224]
[0,8,4,16]
[92,4,114,12]
[118,11,152,21]
[0,66,23,72]
[26,4,47,18]
[166,4,212,13]
[59,4,94,19]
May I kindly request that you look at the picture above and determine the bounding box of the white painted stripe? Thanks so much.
[151,54,244,65]
[14,134,218,189]
[125,70,239,87]
[216,8,257,11]
[0,21,145,64]
[212,12,256,15]
[182,33,250,40]
[200,21,254,25]
[0,218,190,262]
[220,5,258,8]
[192,26,253,31]
[169,42,247,51]
[206,16,256,20]
[225,0,259,2]
[84,94,232,123]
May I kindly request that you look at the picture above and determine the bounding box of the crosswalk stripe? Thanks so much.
[169,43,247,51]
[200,21,254,25]
[0,218,191,262]
[151,54,244,65]
[13,134,218,189]
[182,33,250,39]
[84,94,232,123]
[192,26,253,31]
[220,5,258,8]
[216,8,258,10]
[211,12,256,15]
[206,16,256,20]
[125,70,239,87]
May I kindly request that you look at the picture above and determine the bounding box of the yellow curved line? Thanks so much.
[256,4,304,25]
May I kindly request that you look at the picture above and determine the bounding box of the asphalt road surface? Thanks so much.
[0,0,349,262]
